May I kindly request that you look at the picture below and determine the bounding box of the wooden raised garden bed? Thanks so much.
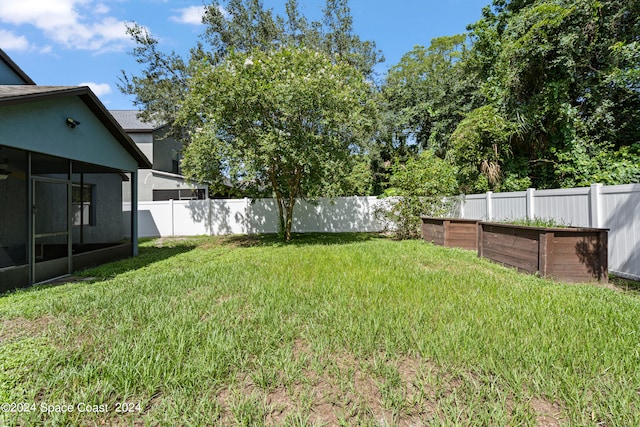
[478,222,608,283]
[421,217,479,250]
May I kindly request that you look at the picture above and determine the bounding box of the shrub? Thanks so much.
[376,151,459,239]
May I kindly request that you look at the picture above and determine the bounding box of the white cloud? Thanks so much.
[79,81,112,96]
[170,5,206,25]
[0,0,132,52]
[95,3,110,14]
[0,29,31,51]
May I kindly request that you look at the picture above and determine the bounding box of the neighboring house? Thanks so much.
[110,110,208,202]
[0,49,151,290]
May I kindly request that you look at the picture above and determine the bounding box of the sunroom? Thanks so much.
[0,50,151,290]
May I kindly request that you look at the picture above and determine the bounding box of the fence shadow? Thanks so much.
[603,190,640,280]
[245,199,279,234]
[122,209,161,238]
[182,197,385,237]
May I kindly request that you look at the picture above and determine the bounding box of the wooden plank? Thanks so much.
[449,238,477,250]
[482,224,541,241]
[483,239,538,258]
[447,223,478,250]
[420,219,480,250]
[443,220,450,246]
[551,263,603,273]
[422,222,445,245]
[483,247,538,268]
[449,229,475,237]
[482,230,540,244]
[482,249,539,272]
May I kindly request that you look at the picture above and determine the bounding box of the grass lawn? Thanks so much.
[1,233,639,426]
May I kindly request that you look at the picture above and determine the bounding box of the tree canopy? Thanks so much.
[177,47,377,240]
[119,0,382,128]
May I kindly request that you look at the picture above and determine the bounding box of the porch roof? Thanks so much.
[0,85,151,169]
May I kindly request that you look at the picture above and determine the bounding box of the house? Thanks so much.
[110,110,208,202]
[0,49,152,291]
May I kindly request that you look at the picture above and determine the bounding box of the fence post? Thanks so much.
[245,197,250,234]
[459,194,465,219]
[486,191,493,221]
[526,188,536,220]
[207,198,213,236]
[589,183,602,228]
[170,198,175,237]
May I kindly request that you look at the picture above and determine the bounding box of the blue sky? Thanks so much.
[1,0,490,110]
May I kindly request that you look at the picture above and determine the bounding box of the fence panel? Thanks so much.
[491,192,527,221]
[533,188,591,227]
[173,200,210,236]
[123,201,173,238]
[462,195,487,220]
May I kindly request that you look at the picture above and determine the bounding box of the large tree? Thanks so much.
[177,47,377,240]
[381,35,474,156]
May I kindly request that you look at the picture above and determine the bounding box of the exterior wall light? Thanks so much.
[66,117,81,128]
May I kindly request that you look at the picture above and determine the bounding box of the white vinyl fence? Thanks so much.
[123,196,386,239]
[456,183,640,280]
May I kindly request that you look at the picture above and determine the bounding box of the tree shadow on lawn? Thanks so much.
[215,231,388,248]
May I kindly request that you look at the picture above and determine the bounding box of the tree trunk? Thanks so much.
[284,198,297,241]
[276,197,286,239]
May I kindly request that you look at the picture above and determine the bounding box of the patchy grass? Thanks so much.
[1,233,639,426]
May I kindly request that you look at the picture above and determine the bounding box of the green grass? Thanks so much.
[1,233,639,426]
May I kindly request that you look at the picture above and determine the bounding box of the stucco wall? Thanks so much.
[122,170,206,202]
[152,127,182,172]
[0,60,28,85]
[129,133,154,165]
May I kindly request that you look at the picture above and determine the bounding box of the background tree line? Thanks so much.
[120,0,640,238]
[382,0,640,194]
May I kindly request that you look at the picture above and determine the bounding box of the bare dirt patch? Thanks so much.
[0,315,57,343]
[531,397,567,427]
[214,346,451,426]
[40,275,97,285]
[214,343,570,426]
